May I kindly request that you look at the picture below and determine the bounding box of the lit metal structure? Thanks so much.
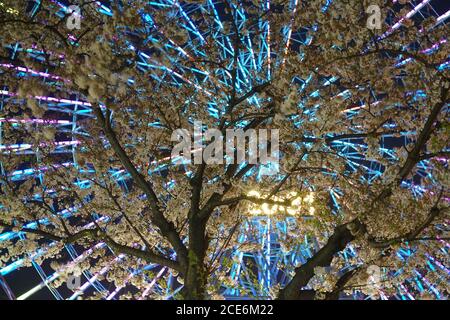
[0,0,448,300]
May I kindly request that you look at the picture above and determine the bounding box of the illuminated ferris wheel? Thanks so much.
[0,0,449,300]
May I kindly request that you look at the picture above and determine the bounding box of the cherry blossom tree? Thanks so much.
[0,0,448,300]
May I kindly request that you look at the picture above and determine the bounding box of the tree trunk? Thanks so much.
[182,217,208,300]
[278,224,355,300]
[182,250,207,299]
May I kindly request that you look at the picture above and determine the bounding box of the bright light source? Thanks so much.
[247,190,315,216]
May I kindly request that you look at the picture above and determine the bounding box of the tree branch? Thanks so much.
[92,106,188,268]
[277,222,359,299]
[0,221,181,271]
